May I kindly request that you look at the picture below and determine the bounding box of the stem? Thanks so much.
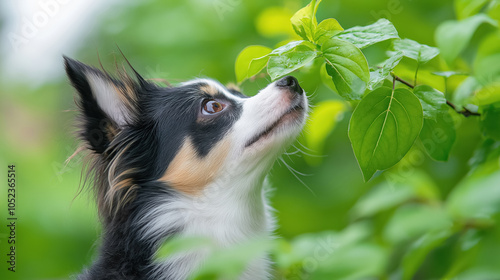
[414,63,420,87]
[392,73,414,89]
[392,73,480,117]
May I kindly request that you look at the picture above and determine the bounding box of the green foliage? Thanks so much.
[268,41,317,80]
[235,46,272,83]
[435,14,497,65]
[322,38,370,100]
[349,87,423,181]
[227,0,500,279]
[234,0,499,184]
[392,38,440,64]
[335,19,399,49]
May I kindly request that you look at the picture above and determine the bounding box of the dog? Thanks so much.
[64,56,308,279]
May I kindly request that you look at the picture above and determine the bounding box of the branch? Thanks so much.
[391,73,480,117]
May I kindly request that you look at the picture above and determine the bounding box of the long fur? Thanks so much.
[65,56,308,279]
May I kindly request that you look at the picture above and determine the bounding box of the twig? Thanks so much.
[391,73,480,117]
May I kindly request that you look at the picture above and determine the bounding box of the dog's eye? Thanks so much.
[202,100,225,115]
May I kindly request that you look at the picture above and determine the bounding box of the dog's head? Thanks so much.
[65,57,308,218]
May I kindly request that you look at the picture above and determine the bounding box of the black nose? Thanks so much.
[276,76,302,94]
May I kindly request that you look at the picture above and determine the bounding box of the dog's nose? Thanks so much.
[276,76,302,94]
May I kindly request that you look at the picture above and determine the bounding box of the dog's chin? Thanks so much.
[244,102,307,153]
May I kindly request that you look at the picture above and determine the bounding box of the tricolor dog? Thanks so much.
[64,56,308,279]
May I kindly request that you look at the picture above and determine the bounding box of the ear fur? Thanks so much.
[64,56,140,154]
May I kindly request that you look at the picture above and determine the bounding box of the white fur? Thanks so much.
[142,79,307,279]
[87,73,131,126]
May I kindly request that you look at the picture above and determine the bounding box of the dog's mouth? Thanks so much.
[245,100,305,148]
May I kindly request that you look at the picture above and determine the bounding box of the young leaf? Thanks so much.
[419,111,457,161]
[290,0,321,41]
[322,38,370,100]
[235,45,272,83]
[270,40,305,55]
[368,52,404,90]
[267,43,317,80]
[349,87,423,181]
[335,18,399,49]
[435,14,497,65]
[314,18,343,45]
[392,38,439,64]
[413,85,447,120]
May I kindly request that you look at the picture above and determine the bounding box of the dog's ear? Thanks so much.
[64,56,139,154]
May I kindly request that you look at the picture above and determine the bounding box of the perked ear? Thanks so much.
[64,56,140,154]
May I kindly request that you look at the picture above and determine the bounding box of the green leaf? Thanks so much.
[267,43,317,80]
[320,61,337,92]
[470,83,500,106]
[419,111,457,161]
[368,52,404,90]
[474,53,500,84]
[455,0,490,20]
[311,243,387,280]
[446,167,500,220]
[480,104,500,140]
[270,40,305,55]
[352,171,440,219]
[322,38,370,100]
[392,38,440,64]
[435,14,497,65]
[349,87,423,181]
[412,82,456,161]
[235,45,272,83]
[402,229,455,280]
[351,181,414,219]
[335,18,399,49]
[314,18,343,45]
[469,138,500,169]
[155,235,213,261]
[453,76,481,106]
[190,238,274,279]
[384,204,452,244]
[304,100,346,164]
[290,0,321,41]
[413,85,447,120]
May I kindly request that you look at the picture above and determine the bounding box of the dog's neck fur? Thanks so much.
[80,164,275,280]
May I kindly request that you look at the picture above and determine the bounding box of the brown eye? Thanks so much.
[202,100,225,115]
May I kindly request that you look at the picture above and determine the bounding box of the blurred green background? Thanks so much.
[1,0,499,279]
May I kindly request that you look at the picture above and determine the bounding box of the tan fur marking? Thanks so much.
[111,81,137,116]
[106,122,118,141]
[199,84,219,96]
[160,138,230,195]
[226,83,241,92]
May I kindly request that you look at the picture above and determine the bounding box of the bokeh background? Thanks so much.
[1,0,499,279]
